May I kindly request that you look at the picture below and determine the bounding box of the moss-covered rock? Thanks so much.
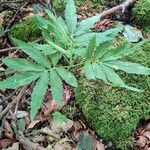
[132,0,150,27]
[75,42,150,149]
[9,17,41,42]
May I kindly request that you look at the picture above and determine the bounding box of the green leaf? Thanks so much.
[51,53,62,66]
[50,70,63,106]
[74,33,96,46]
[52,112,68,122]
[0,26,4,36]
[56,67,78,87]
[0,72,41,89]
[30,71,49,120]
[102,65,142,92]
[77,132,94,150]
[71,48,87,58]
[86,36,96,59]
[14,39,51,68]
[92,63,107,82]
[94,40,113,60]
[102,65,126,86]
[45,9,57,22]
[34,15,51,30]
[84,62,95,80]
[30,43,57,55]
[17,118,26,132]
[101,44,134,61]
[105,60,150,75]
[45,9,70,43]
[46,40,71,57]
[2,58,46,71]
[65,0,77,34]
[58,16,69,34]
[75,14,101,36]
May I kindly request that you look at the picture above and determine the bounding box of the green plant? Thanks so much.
[0,0,149,121]
[75,42,150,149]
[132,0,150,26]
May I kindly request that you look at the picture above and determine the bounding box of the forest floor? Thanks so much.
[0,0,150,150]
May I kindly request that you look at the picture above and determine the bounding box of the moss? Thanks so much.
[53,0,84,14]
[75,42,150,149]
[9,17,41,42]
[132,0,150,27]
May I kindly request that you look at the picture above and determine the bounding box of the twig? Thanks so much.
[0,47,18,53]
[101,0,136,18]
[0,11,20,38]
[0,88,19,105]
[0,86,28,120]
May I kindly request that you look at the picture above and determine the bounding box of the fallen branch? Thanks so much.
[101,0,136,18]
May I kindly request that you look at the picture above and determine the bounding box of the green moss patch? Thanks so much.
[9,17,41,42]
[132,0,150,27]
[75,42,150,149]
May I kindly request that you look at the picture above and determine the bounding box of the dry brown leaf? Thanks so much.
[0,139,13,149]
[144,131,150,140]
[41,127,60,140]
[136,136,147,148]
[6,142,19,150]
[95,141,105,150]
[0,16,4,25]
[27,120,40,129]
[51,119,73,134]
[53,141,72,150]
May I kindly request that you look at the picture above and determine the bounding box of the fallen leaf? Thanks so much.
[77,132,94,150]
[16,110,28,118]
[17,118,26,132]
[135,136,147,148]
[123,25,143,42]
[96,141,105,150]
[5,142,19,150]
[41,127,60,140]
[0,139,12,149]
[53,141,72,150]
[144,131,150,140]
[27,120,40,129]
[51,119,73,134]
[31,135,45,143]
[0,16,3,25]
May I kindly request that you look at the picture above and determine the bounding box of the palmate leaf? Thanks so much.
[30,43,57,55]
[84,62,95,80]
[0,72,42,89]
[2,58,46,71]
[105,60,150,75]
[102,65,142,92]
[34,15,51,30]
[56,67,78,87]
[46,40,71,57]
[101,40,148,62]
[75,14,101,36]
[45,10,71,44]
[50,70,63,106]
[65,0,77,34]
[30,71,49,120]
[92,63,107,82]
[94,40,113,60]
[101,44,135,61]
[14,39,51,68]
[86,36,96,59]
